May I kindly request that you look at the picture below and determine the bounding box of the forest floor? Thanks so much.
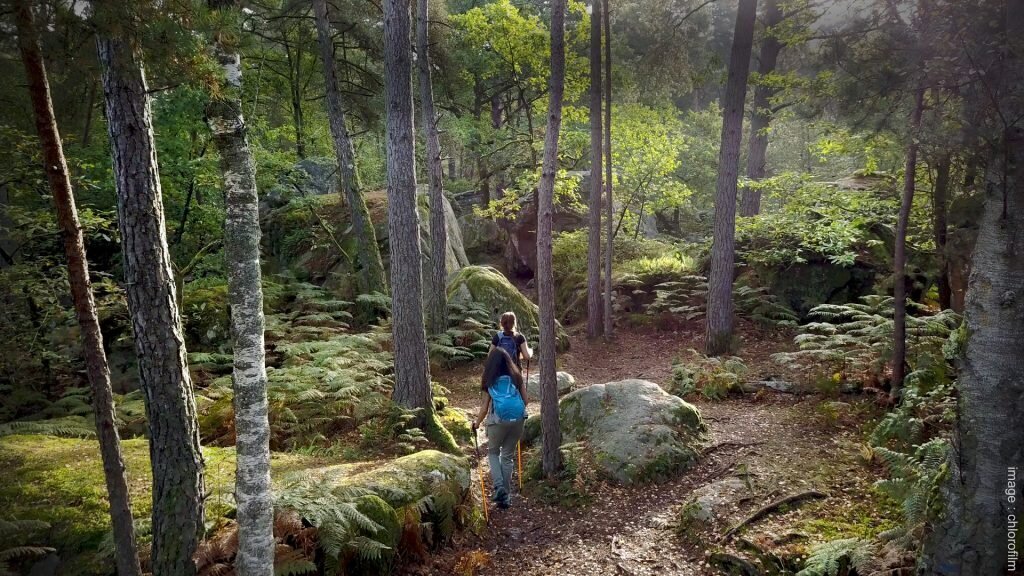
[413,320,901,576]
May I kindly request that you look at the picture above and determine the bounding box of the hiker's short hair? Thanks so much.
[499,311,517,335]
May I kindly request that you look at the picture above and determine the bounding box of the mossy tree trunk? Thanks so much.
[537,0,567,479]
[586,0,604,340]
[738,0,782,218]
[96,6,205,573]
[602,0,613,339]
[384,0,433,414]
[205,1,274,572]
[15,3,142,574]
[416,0,449,336]
[314,0,387,297]
[705,0,757,356]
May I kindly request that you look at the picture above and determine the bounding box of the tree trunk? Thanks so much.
[891,86,925,399]
[705,0,757,356]
[313,0,387,296]
[537,0,567,479]
[933,155,952,310]
[928,125,1024,576]
[415,0,448,336]
[384,0,432,413]
[738,0,782,217]
[586,0,603,339]
[96,15,205,575]
[205,2,273,573]
[602,0,613,339]
[15,3,142,575]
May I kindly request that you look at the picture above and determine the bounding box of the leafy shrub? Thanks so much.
[0,518,55,576]
[772,296,960,388]
[666,353,747,401]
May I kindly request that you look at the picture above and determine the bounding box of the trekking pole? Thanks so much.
[518,358,529,491]
[473,426,489,523]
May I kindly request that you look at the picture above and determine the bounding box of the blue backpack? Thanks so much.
[496,331,521,367]
[488,375,526,421]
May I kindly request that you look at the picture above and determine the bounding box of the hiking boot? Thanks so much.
[492,487,508,504]
[497,494,511,509]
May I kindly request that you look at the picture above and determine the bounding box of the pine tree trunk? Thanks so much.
[933,155,952,310]
[96,18,206,576]
[384,0,432,412]
[205,2,273,572]
[586,0,604,339]
[416,0,449,336]
[314,0,387,296]
[602,0,614,338]
[739,0,781,217]
[892,86,925,399]
[15,3,141,574]
[538,0,567,479]
[705,0,757,356]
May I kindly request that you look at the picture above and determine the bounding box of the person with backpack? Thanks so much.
[491,311,533,370]
[471,347,528,509]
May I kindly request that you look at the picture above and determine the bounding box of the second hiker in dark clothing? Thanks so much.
[490,311,533,370]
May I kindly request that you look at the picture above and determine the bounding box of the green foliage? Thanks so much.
[796,538,876,576]
[872,439,950,549]
[665,353,746,401]
[0,519,54,576]
[772,296,960,387]
[428,302,493,367]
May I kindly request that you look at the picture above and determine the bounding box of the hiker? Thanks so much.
[472,347,527,509]
[490,311,533,369]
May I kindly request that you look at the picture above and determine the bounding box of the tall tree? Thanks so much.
[738,0,782,217]
[205,1,273,572]
[416,0,449,336]
[891,85,925,399]
[537,0,567,479]
[586,0,604,339]
[384,0,432,413]
[14,2,142,574]
[705,0,758,356]
[602,0,613,338]
[95,4,206,573]
[313,0,388,297]
[932,154,953,310]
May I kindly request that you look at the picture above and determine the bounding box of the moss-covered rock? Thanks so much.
[446,265,569,349]
[756,260,877,319]
[416,190,470,278]
[525,380,706,484]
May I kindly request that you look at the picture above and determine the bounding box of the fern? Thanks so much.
[0,519,54,576]
[873,438,950,548]
[796,538,876,576]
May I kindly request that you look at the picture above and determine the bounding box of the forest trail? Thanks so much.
[418,324,892,576]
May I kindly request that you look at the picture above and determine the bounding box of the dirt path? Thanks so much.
[417,324,894,576]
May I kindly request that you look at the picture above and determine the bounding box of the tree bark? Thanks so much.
[586,0,604,339]
[313,0,387,296]
[15,3,142,575]
[738,0,782,217]
[538,0,567,479]
[602,0,613,339]
[929,125,1024,576]
[96,10,205,574]
[415,0,449,336]
[892,86,925,398]
[705,0,757,356]
[205,1,273,573]
[933,154,952,310]
[384,0,432,413]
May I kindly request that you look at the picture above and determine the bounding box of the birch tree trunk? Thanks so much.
[738,0,781,217]
[313,0,388,296]
[538,0,567,479]
[15,3,141,574]
[96,11,205,574]
[205,1,273,572]
[892,86,926,399]
[705,0,757,356]
[416,0,449,336]
[602,0,613,338]
[384,0,432,412]
[586,0,604,339]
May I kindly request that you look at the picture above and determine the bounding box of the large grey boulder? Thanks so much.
[417,189,469,277]
[526,379,705,484]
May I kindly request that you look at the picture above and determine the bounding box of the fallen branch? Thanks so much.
[720,490,828,541]
[704,440,765,456]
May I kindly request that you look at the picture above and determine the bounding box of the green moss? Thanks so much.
[436,407,472,445]
[424,411,460,453]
